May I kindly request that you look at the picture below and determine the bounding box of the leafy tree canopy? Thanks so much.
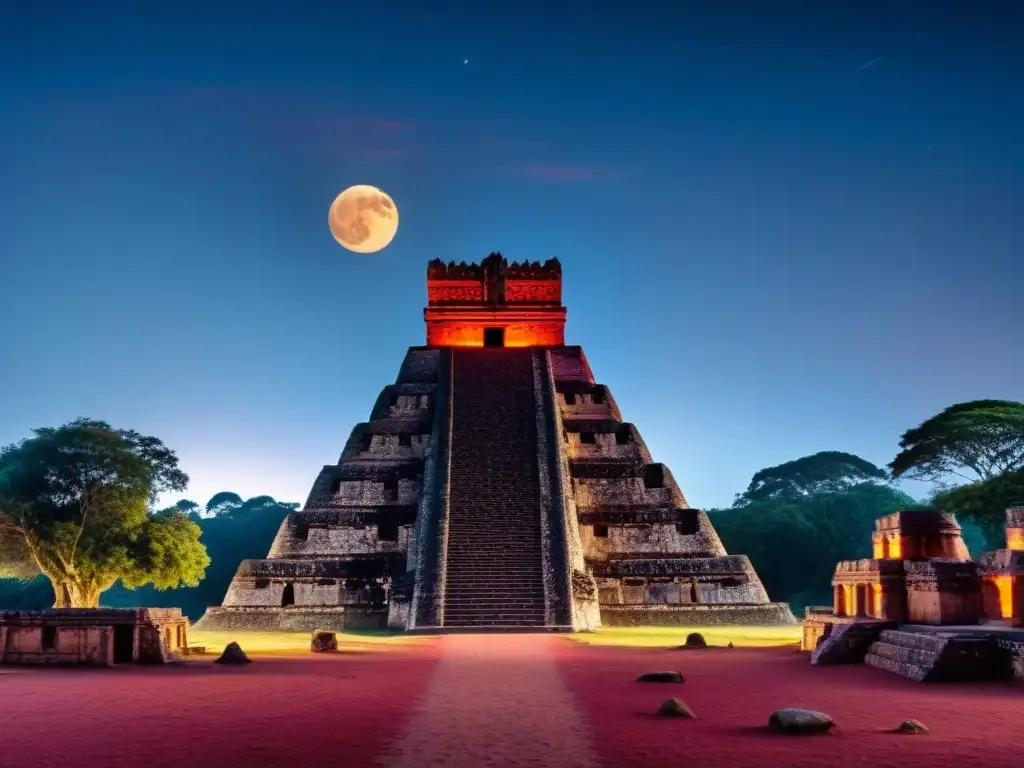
[713,482,923,613]
[890,400,1024,484]
[735,451,888,505]
[0,418,209,607]
[932,468,1024,549]
[101,492,295,618]
[205,491,243,516]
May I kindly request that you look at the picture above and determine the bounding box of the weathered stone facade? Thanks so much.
[197,254,792,631]
[802,506,1024,681]
[0,608,188,666]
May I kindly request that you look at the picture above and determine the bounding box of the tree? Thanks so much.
[0,419,210,607]
[890,400,1024,484]
[175,499,201,520]
[735,450,889,505]
[101,492,294,618]
[205,491,243,517]
[712,482,920,611]
[932,468,1024,548]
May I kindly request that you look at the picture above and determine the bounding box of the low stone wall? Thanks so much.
[0,608,187,665]
[195,606,386,632]
[599,602,796,627]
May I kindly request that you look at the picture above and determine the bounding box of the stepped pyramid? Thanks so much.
[196,254,794,631]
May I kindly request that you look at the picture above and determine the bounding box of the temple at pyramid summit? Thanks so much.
[196,254,795,631]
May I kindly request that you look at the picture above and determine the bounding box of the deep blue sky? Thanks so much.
[1,1,1021,510]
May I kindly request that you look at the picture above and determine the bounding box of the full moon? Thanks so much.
[328,185,399,254]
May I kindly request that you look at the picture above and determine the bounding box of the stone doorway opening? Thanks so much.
[113,624,134,663]
[483,327,505,347]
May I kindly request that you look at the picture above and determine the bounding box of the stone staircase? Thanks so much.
[865,629,1011,682]
[442,349,547,628]
[810,621,894,665]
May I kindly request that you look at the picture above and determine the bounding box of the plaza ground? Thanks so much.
[2,626,1023,768]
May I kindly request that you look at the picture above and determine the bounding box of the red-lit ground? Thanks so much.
[2,635,1023,768]
[556,640,1024,768]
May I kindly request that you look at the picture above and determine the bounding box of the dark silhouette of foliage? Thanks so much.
[0,419,207,607]
[204,491,244,517]
[890,400,1024,483]
[735,451,888,505]
[712,482,922,611]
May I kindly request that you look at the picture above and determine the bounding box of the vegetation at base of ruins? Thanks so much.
[0,490,296,616]
[103,493,297,617]
[711,481,927,611]
[932,468,1024,548]
[734,451,890,506]
[0,419,209,608]
[568,625,802,648]
[889,400,1024,484]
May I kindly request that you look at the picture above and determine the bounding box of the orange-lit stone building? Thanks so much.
[423,254,567,348]
[802,507,1024,653]
[978,506,1024,626]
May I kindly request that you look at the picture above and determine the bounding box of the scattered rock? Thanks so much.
[657,698,696,718]
[215,642,252,665]
[182,645,206,656]
[684,632,707,648]
[893,719,929,735]
[768,708,835,735]
[636,671,684,683]
[311,630,338,653]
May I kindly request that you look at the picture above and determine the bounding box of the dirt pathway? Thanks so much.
[381,634,598,768]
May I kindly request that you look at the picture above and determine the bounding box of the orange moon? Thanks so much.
[327,185,399,254]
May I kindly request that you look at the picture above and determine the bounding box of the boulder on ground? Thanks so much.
[215,641,252,665]
[657,698,696,718]
[311,630,338,653]
[768,708,835,734]
[893,719,929,735]
[636,671,684,683]
[683,632,707,648]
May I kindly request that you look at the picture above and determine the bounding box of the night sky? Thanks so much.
[2,1,1021,510]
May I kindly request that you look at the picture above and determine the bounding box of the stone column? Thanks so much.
[833,585,846,616]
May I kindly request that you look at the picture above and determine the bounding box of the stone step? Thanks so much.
[446,586,545,594]
[866,632,1011,682]
[866,641,939,668]
[445,586,545,595]
[445,538,542,546]
[447,574,542,580]
[446,562,542,567]
[444,612,546,623]
[447,589,544,597]
[865,652,930,682]
[446,600,545,608]
[877,629,951,652]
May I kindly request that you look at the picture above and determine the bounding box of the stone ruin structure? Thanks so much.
[0,608,188,666]
[197,253,793,632]
[802,506,1024,682]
